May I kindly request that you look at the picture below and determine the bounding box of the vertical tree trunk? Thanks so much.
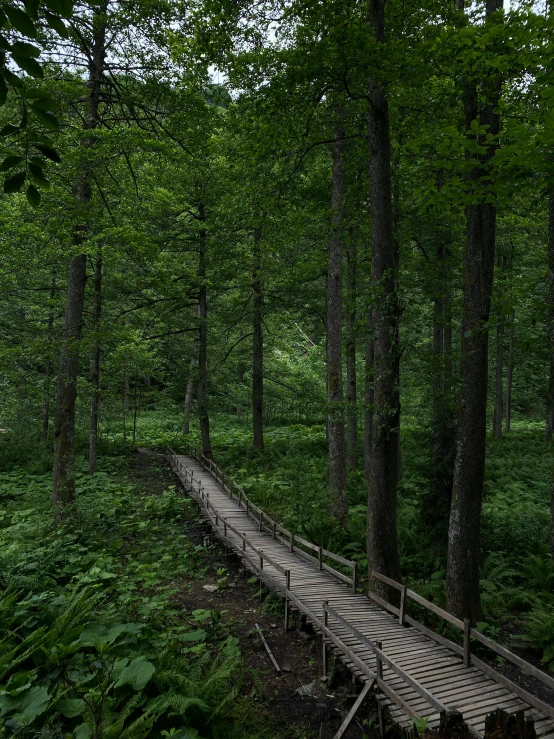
[493,253,506,439]
[41,275,56,445]
[89,245,102,475]
[505,309,515,433]
[364,313,374,484]
[252,225,264,450]
[52,8,106,510]
[183,354,196,435]
[367,0,402,596]
[446,0,502,622]
[132,384,138,445]
[546,192,554,442]
[346,226,358,470]
[198,202,212,459]
[327,106,348,526]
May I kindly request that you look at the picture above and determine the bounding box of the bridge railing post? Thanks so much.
[399,585,407,625]
[284,570,290,630]
[464,618,471,667]
[323,600,329,678]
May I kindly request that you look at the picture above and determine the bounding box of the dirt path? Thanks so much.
[124,449,379,739]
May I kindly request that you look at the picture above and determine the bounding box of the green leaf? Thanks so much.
[29,163,49,187]
[4,171,26,193]
[36,144,60,162]
[30,97,59,112]
[29,156,46,168]
[179,628,206,642]
[26,183,40,207]
[44,11,68,37]
[114,656,155,691]
[0,123,19,136]
[57,697,86,718]
[0,76,7,106]
[0,155,24,171]
[12,54,43,78]
[11,41,40,57]
[1,68,24,88]
[4,6,37,37]
[75,723,93,739]
[30,106,59,130]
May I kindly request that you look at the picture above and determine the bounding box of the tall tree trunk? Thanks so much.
[367,0,402,596]
[183,354,196,435]
[346,225,358,470]
[252,225,264,450]
[493,253,506,439]
[546,192,554,442]
[41,275,56,445]
[364,313,374,484]
[89,245,102,475]
[52,8,106,509]
[505,309,515,433]
[446,0,502,622]
[198,202,212,459]
[327,106,348,526]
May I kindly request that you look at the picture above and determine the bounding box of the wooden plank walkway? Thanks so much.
[167,447,554,739]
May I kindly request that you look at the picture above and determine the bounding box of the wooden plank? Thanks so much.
[333,679,375,739]
[255,624,281,675]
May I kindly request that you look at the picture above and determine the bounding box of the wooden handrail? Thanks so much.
[174,443,357,590]
[371,569,554,698]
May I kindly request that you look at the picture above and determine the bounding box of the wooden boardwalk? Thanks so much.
[167,446,554,739]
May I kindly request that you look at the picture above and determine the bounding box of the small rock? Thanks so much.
[202,584,218,592]
[282,664,292,673]
[271,623,277,629]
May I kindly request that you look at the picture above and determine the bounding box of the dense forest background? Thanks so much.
[2,0,554,736]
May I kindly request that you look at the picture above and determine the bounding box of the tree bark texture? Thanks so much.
[183,354,196,435]
[327,107,348,526]
[446,0,502,623]
[41,275,56,445]
[346,225,358,470]
[493,253,506,439]
[198,202,212,459]
[367,0,402,597]
[89,246,102,475]
[52,8,106,509]
[364,312,374,484]
[252,226,264,450]
[546,191,554,442]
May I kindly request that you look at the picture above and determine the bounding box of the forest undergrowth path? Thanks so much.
[167,448,554,739]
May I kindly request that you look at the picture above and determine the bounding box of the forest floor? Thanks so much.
[124,448,380,739]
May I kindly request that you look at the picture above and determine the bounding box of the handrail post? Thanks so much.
[352,561,357,593]
[238,490,242,506]
[242,533,246,552]
[376,640,383,682]
[284,570,290,630]
[272,522,276,540]
[399,585,407,625]
[259,549,264,570]
[323,600,329,678]
[246,499,249,516]
[318,546,323,571]
[290,533,295,553]
[223,518,227,538]
[259,511,263,532]
[464,618,471,667]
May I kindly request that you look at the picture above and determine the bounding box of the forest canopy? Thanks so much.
[1,0,554,736]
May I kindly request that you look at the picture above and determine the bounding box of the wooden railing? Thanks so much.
[173,442,358,592]
[372,570,554,721]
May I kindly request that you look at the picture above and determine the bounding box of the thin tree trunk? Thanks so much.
[252,225,264,450]
[327,105,348,526]
[346,225,358,470]
[41,275,56,445]
[546,192,554,442]
[367,0,402,597]
[89,245,102,475]
[183,353,196,435]
[493,253,506,439]
[447,0,502,623]
[198,202,212,459]
[52,7,106,510]
[505,309,515,433]
[364,313,374,484]
[132,384,137,445]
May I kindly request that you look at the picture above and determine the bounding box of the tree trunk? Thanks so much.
[198,202,212,459]
[546,191,554,442]
[252,225,264,450]
[346,225,358,470]
[492,253,506,440]
[52,7,106,510]
[364,312,374,484]
[446,0,502,623]
[183,354,196,435]
[89,245,102,475]
[41,275,56,445]
[505,309,515,433]
[366,0,402,597]
[327,106,348,526]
